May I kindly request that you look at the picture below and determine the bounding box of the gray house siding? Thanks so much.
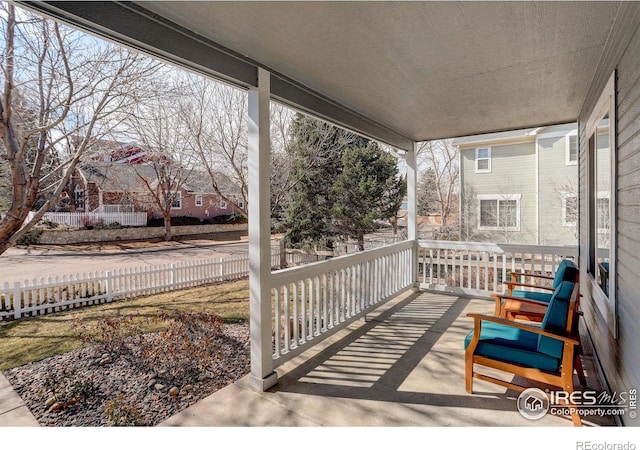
[460,142,537,244]
[578,2,640,426]
[537,135,578,246]
[460,134,577,246]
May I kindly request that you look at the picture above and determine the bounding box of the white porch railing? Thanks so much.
[417,240,579,297]
[270,240,415,367]
[40,211,147,228]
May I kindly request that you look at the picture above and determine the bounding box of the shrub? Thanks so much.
[134,311,223,386]
[71,315,141,357]
[170,216,202,226]
[205,213,247,224]
[104,221,123,229]
[103,395,145,426]
[41,368,98,408]
[17,229,43,246]
[146,217,164,227]
[147,216,202,227]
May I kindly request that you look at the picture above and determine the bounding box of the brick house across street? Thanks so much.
[55,144,244,224]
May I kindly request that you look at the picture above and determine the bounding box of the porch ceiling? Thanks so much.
[22,1,621,146]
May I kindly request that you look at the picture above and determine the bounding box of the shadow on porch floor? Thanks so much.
[160,290,615,427]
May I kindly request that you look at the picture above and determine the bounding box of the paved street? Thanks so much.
[0,240,257,284]
[0,231,401,284]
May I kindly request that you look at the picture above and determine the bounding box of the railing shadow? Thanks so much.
[269,291,611,426]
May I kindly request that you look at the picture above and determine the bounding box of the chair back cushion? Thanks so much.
[552,259,578,289]
[537,281,575,358]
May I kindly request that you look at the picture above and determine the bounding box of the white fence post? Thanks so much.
[106,271,113,302]
[171,263,177,289]
[12,281,22,319]
[222,257,228,281]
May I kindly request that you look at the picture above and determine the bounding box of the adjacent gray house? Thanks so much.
[455,123,578,245]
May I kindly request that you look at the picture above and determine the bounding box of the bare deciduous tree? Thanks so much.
[270,102,297,226]
[0,4,159,255]
[181,75,248,216]
[416,140,459,235]
[125,76,196,241]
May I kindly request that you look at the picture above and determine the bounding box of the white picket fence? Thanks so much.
[36,211,147,228]
[1,253,260,320]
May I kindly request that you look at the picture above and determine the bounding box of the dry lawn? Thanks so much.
[0,279,249,371]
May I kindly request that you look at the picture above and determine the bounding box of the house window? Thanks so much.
[596,195,610,232]
[566,135,578,165]
[195,194,203,206]
[74,185,85,210]
[171,192,182,209]
[478,194,520,230]
[219,199,228,209]
[586,71,616,335]
[562,194,578,227]
[475,147,491,173]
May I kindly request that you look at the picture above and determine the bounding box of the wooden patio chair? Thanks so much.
[492,259,586,387]
[494,258,578,321]
[465,281,583,426]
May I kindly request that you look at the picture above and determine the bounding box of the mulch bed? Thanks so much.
[3,321,250,426]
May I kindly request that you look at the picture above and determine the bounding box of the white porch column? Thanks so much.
[247,68,277,391]
[406,143,419,287]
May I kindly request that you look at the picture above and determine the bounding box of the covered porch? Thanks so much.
[160,289,612,427]
[19,1,640,433]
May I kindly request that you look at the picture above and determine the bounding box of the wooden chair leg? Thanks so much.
[563,366,582,427]
[570,403,583,427]
[465,354,473,393]
[575,354,587,387]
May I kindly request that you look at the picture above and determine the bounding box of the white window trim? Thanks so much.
[475,147,491,173]
[561,192,578,227]
[171,191,182,210]
[477,194,521,231]
[585,70,616,337]
[566,133,578,166]
[195,194,203,206]
[219,199,228,209]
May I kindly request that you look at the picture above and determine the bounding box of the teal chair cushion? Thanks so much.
[510,289,552,303]
[508,259,576,304]
[464,321,561,372]
[537,281,574,358]
[552,260,578,289]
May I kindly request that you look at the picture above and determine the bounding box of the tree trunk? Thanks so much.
[163,212,172,241]
[0,210,29,254]
[358,233,365,252]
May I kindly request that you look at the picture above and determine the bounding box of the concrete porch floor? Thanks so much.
[160,290,616,427]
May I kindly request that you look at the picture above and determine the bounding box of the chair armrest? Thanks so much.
[503,281,555,291]
[508,271,554,281]
[466,313,579,345]
[490,293,551,308]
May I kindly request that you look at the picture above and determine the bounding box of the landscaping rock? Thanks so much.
[3,322,250,426]
[168,387,179,397]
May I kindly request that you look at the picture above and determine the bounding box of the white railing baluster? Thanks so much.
[284,285,291,352]
[274,288,281,358]
[416,240,578,297]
